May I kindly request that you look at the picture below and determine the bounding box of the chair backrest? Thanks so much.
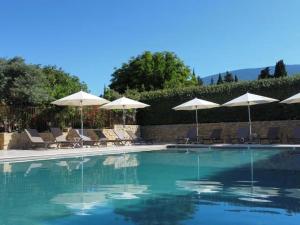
[292,127,300,139]
[25,129,44,143]
[114,129,130,140]
[267,127,280,139]
[186,127,197,139]
[92,130,108,140]
[50,127,67,142]
[237,127,250,139]
[127,130,138,140]
[74,129,92,141]
[210,128,222,139]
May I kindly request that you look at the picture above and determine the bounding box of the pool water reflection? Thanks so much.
[1,149,300,225]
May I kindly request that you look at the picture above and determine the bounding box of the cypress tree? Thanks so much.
[210,77,214,85]
[258,67,272,80]
[217,74,223,84]
[234,75,238,82]
[197,76,203,86]
[274,60,287,78]
[224,71,234,82]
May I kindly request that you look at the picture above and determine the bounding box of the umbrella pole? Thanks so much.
[122,107,125,128]
[247,104,252,140]
[195,108,199,140]
[80,106,83,147]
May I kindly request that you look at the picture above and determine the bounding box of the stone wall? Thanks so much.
[0,132,54,150]
[141,120,300,143]
[114,124,140,136]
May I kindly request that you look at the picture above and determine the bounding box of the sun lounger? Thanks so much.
[50,127,80,148]
[74,129,101,147]
[287,127,300,144]
[114,129,134,145]
[127,130,153,145]
[229,127,250,144]
[92,129,122,146]
[176,128,199,144]
[200,128,223,144]
[25,129,56,149]
[259,127,282,144]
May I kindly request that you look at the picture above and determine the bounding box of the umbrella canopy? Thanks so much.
[173,98,219,110]
[280,92,300,104]
[51,91,109,144]
[173,98,220,137]
[51,91,109,106]
[101,96,149,109]
[101,97,149,127]
[222,92,278,107]
[223,92,278,137]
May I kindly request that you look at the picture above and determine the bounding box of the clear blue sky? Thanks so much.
[1,0,299,95]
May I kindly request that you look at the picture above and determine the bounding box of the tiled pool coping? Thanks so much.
[2,143,300,163]
[0,145,167,163]
[167,143,300,150]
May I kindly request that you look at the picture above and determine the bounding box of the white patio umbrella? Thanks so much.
[222,92,278,137]
[173,98,220,137]
[280,92,300,104]
[101,97,149,127]
[51,91,109,138]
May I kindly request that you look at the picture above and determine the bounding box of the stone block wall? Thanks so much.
[141,120,300,143]
[0,125,141,150]
[114,124,140,136]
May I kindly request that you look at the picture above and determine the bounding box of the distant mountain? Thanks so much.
[202,64,300,85]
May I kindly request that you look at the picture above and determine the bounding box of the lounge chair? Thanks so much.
[50,127,80,148]
[25,129,55,149]
[93,129,122,146]
[127,130,154,145]
[74,129,101,147]
[287,127,300,144]
[229,127,250,144]
[259,127,282,144]
[176,128,198,144]
[114,129,134,145]
[200,128,223,144]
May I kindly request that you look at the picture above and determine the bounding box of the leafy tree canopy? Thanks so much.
[0,57,87,106]
[109,51,198,93]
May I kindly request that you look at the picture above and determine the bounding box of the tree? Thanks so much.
[43,66,87,100]
[192,69,203,86]
[274,60,287,78]
[197,76,203,85]
[258,67,272,80]
[109,51,198,93]
[0,57,87,105]
[217,74,223,84]
[224,71,234,83]
[10,70,51,105]
[234,75,238,82]
[210,77,214,85]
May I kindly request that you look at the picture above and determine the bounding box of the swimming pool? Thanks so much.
[1,148,300,225]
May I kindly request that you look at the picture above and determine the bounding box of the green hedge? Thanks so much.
[133,75,300,125]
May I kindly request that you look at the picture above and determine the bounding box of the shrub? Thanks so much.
[133,75,300,125]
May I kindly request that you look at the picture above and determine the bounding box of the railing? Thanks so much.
[0,105,137,132]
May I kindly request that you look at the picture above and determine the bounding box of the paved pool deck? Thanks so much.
[2,143,300,163]
[0,145,167,163]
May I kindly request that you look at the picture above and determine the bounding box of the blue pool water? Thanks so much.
[1,148,300,225]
